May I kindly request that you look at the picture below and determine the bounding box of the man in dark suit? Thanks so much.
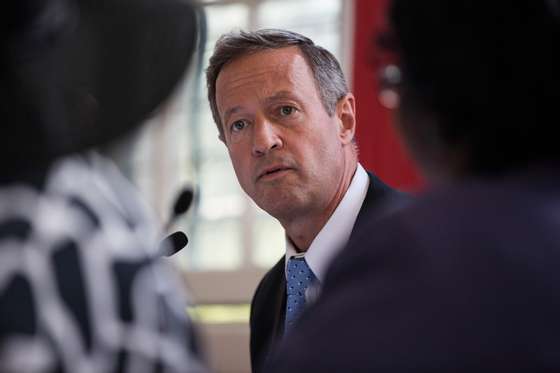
[265,0,560,372]
[205,29,404,372]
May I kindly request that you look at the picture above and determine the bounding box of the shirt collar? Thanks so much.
[285,163,369,282]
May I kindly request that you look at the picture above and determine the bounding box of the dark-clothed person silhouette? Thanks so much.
[265,0,560,372]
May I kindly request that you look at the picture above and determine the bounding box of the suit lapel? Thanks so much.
[351,171,403,239]
[272,265,287,338]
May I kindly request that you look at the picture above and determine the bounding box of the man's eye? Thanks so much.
[231,120,247,132]
[279,106,295,116]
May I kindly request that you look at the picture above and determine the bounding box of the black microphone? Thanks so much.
[159,187,194,257]
[164,187,194,231]
[158,231,188,257]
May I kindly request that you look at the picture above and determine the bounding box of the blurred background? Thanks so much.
[105,0,422,371]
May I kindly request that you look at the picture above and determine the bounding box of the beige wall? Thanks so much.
[198,323,251,373]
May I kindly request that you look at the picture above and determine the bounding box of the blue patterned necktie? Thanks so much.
[284,256,317,333]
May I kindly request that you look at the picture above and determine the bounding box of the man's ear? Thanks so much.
[336,93,356,145]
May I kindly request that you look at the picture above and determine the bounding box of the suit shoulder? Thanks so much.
[352,170,411,233]
[366,170,408,199]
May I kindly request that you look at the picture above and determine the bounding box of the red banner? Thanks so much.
[352,0,423,192]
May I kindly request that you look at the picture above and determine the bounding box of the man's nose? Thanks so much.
[252,118,282,157]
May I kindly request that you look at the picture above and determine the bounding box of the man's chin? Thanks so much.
[255,193,306,220]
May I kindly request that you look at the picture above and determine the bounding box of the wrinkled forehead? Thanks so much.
[215,47,317,110]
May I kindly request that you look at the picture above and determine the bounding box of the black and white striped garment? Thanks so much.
[0,154,206,373]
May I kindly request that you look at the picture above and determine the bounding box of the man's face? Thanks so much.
[215,47,354,221]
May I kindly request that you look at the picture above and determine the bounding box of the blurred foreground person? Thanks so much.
[0,0,206,372]
[266,0,560,372]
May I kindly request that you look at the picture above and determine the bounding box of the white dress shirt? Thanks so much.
[285,163,370,283]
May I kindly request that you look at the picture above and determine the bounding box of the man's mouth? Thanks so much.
[257,166,293,181]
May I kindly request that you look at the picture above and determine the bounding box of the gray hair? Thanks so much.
[206,28,349,138]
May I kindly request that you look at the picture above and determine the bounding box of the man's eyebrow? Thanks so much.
[223,106,242,124]
[265,91,297,104]
[223,91,298,122]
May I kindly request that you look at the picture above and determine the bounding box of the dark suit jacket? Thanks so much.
[249,171,405,372]
[265,165,560,372]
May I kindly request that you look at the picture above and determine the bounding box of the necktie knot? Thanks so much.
[285,257,316,333]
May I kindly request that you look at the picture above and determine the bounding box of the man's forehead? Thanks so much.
[216,47,315,108]
[217,47,311,87]
[226,46,306,69]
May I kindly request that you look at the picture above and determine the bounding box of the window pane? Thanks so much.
[188,217,243,270]
[177,2,253,271]
[257,0,342,56]
[252,211,285,268]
